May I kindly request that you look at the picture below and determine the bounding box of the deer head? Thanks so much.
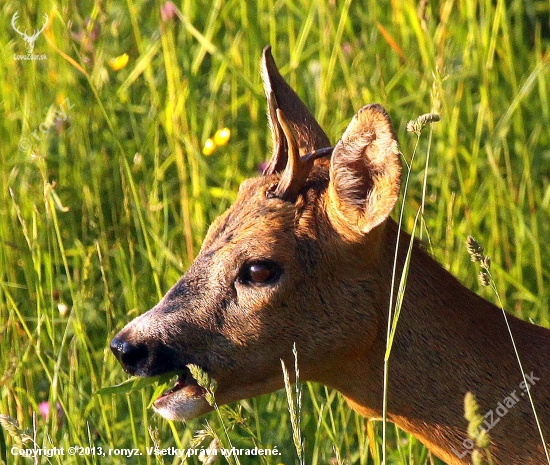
[111,46,401,421]
[11,11,49,54]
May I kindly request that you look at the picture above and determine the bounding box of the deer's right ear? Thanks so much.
[261,46,330,175]
[327,104,401,238]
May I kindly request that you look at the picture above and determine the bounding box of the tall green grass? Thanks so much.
[1,0,549,464]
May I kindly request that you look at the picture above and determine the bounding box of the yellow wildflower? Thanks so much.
[213,127,231,146]
[202,138,216,156]
[108,53,129,71]
[55,93,66,106]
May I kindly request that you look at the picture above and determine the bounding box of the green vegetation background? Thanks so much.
[1,0,549,463]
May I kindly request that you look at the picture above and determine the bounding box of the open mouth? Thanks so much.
[155,366,207,403]
[152,365,213,421]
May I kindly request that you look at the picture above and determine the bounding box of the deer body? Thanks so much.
[111,47,550,464]
[332,219,550,465]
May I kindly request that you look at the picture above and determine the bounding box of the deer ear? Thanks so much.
[328,104,401,237]
[261,46,331,175]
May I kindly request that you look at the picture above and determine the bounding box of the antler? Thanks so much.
[11,12,48,41]
[11,11,27,38]
[261,46,331,176]
[261,46,334,201]
[28,14,49,41]
[272,109,334,202]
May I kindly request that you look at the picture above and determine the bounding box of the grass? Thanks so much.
[1,0,550,464]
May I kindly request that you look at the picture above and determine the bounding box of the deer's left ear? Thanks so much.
[327,104,401,237]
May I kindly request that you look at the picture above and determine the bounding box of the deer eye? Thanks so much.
[238,261,282,285]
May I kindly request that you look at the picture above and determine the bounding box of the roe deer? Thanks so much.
[111,46,550,465]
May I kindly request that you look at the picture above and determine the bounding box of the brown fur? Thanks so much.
[111,47,550,464]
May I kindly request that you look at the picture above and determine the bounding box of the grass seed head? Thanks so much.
[187,364,218,406]
[472,449,488,465]
[0,414,33,445]
[466,236,485,263]
[406,113,440,135]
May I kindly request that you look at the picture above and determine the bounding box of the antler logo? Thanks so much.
[11,11,49,54]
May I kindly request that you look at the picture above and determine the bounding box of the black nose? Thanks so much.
[110,336,149,376]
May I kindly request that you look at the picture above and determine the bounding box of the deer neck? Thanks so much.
[325,219,550,465]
